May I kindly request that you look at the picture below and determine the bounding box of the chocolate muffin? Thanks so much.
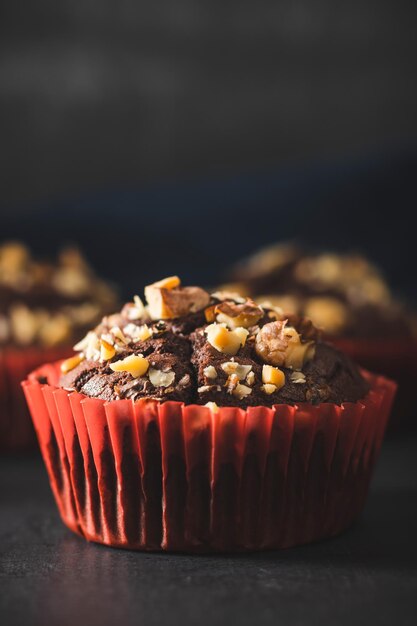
[0,242,117,348]
[224,244,416,430]
[59,277,368,408]
[0,241,118,451]
[226,243,416,339]
[23,276,395,552]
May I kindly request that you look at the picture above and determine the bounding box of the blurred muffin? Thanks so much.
[0,241,118,450]
[23,276,395,552]
[227,243,415,339]
[225,243,417,428]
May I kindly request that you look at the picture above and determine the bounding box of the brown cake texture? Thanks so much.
[58,275,369,408]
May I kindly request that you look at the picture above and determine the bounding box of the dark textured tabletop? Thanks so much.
[1,434,417,626]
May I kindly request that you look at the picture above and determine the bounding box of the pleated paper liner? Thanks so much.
[23,362,396,552]
[332,337,417,432]
[0,347,72,452]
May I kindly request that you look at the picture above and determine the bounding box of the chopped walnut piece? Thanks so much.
[215,299,264,329]
[255,320,289,367]
[205,323,249,356]
[110,354,149,378]
[287,313,321,342]
[145,281,210,320]
[204,305,216,323]
[255,320,315,370]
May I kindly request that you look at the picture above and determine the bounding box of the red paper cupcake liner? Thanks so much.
[332,337,417,431]
[22,362,396,552]
[0,347,72,452]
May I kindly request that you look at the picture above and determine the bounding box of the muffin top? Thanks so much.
[0,242,118,348]
[59,276,369,408]
[226,243,416,339]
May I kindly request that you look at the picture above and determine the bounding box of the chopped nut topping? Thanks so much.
[225,373,240,394]
[261,383,277,395]
[74,331,100,360]
[284,327,316,370]
[110,354,149,378]
[148,368,175,388]
[290,371,306,384]
[255,320,315,370]
[178,374,191,387]
[145,281,210,320]
[61,353,85,374]
[151,276,181,290]
[221,361,252,380]
[232,383,252,399]
[205,401,219,412]
[246,371,255,386]
[204,305,216,323]
[123,323,152,342]
[205,323,249,355]
[203,365,217,379]
[262,365,285,389]
[123,295,146,321]
[109,326,128,344]
[100,339,116,361]
[255,320,289,367]
[215,299,264,330]
[198,385,221,393]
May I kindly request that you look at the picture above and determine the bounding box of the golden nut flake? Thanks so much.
[110,354,149,378]
[215,299,263,330]
[205,323,249,356]
[100,339,116,361]
[61,353,85,374]
[262,365,285,389]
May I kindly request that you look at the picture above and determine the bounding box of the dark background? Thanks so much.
[1,5,417,624]
[1,1,417,299]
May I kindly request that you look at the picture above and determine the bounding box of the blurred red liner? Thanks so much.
[23,362,396,553]
[0,347,71,451]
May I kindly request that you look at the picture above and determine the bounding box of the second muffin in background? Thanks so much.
[0,241,119,450]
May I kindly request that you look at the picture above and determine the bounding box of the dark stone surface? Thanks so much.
[1,436,416,626]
